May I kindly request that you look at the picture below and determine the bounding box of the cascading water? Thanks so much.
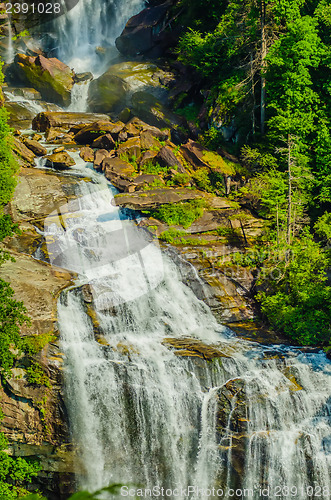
[50,170,331,499]
[51,0,145,73]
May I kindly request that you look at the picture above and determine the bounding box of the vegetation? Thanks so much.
[144,199,206,229]
[0,61,49,498]
[174,0,331,347]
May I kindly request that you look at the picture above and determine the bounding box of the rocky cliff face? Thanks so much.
[0,168,78,499]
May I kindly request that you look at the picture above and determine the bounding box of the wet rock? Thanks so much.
[21,137,47,156]
[12,54,74,106]
[32,111,110,133]
[5,101,36,128]
[87,69,127,113]
[114,188,203,210]
[117,136,141,158]
[45,129,74,144]
[74,72,93,83]
[45,152,75,170]
[163,338,233,360]
[79,147,94,162]
[12,137,36,167]
[119,107,132,123]
[127,117,169,140]
[91,133,115,150]
[74,121,124,144]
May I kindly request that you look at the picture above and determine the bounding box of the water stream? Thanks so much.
[7,0,331,497]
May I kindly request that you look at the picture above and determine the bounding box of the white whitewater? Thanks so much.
[53,172,331,499]
[54,0,144,73]
[6,19,14,64]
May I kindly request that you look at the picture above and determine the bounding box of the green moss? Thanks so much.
[20,333,56,355]
[25,362,51,389]
[160,228,208,245]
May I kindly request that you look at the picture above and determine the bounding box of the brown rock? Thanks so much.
[140,129,161,150]
[180,140,210,170]
[125,122,141,138]
[102,157,135,190]
[127,117,169,140]
[131,174,164,191]
[117,136,141,158]
[12,54,74,106]
[156,146,186,173]
[94,149,114,171]
[21,137,47,156]
[114,188,203,210]
[118,131,128,142]
[32,112,110,132]
[74,121,124,144]
[12,137,36,167]
[91,133,115,150]
[45,152,75,169]
[139,150,158,167]
[79,147,94,162]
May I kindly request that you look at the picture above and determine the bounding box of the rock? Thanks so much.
[140,129,161,150]
[187,209,232,234]
[74,72,93,83]
[45,152,75,169]
[5,101,36,128]
[5,86,42,100]
[12,137,36,167]
[127,117,169,140]
[125,122,141,138]
[9,167,76,223]
[180,139,210,170]
[117,137,141,158]
[139,150,158,167]
[12,54,74,106]
[131,174,164,191]
[45,129,74,144]
[32,133,42,141]
[162,338,237,360]
[91,133,115,150]
[74,121,124,144]
[119,107,132,123]
[156,146,186,173]
[114,188,203,210]
[21,137,47,156]
[32,112,110,132]
[118,130,128,142]
[131,91,185,130]
[79,147,94,162]
[52,146,65,153]
[115,2,171,56]
[102,157,135,189]
[87,69,127,113]
[94,149,114,171]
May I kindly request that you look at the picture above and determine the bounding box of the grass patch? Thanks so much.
[159,228,208,245]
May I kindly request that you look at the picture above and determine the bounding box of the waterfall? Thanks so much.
[51,0,145,73]
[68,81,91,112]
[53,172,331,498]
[6,19,14,64]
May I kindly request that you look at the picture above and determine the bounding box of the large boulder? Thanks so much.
[131,91,185,130]
[12,137,36,167]
[87,69,127,113]
[45,152,75,169]
[20,137,47,156]
[156,146,186,173]
[117,137,141,158]
[114,188,203,210]
[74,121,125,144]
[32,111,110,132]
[115,1,172,57]
[12,54,74,107]
[102,157,135,191]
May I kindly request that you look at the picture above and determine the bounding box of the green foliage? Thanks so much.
[141,161,168,175]
[20,333,56,356]
[256,232,331,345]
[0,280,30,377]
[159,228,208,245]
[171,173,191,186]
[0,432,41,499]
[145,199,206,229]
[25,362,51,389]
[22,484,124,500]
[314,212,331,243]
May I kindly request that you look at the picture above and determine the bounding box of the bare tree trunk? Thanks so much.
[260,0,267,134]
